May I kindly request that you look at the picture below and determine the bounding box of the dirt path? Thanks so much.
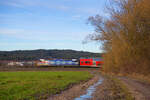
[88,76,150,100]
[119,77,150,100]
[46,72,150,100]
[90,78,110,100]
[47,75,100,100]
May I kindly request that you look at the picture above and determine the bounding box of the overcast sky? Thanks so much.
[0,0,109,53]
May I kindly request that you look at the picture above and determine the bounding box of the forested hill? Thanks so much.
[0,49,102,61]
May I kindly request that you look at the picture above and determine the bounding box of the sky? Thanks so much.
[0,0,109,53]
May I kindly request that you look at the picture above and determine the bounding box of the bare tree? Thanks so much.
[88,0,150,74]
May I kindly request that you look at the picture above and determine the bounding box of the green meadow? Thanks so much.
[0,71,92,100]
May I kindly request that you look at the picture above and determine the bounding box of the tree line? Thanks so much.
[0,49,102,61]
[88,0,150,75]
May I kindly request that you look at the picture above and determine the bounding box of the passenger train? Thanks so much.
[36,58,103,67]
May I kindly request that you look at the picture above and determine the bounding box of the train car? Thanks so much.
[80,58,103,67]
[49,59,78,66]
[36,59,79,66]
[80,58,93,66]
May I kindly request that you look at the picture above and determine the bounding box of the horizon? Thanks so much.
[0,48,102,53]
[0,0,109,53]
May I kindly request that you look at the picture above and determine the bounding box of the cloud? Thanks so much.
[72,15,82,20]
[1,0,102,15]
[0,28,86,42]
[1,0,34,8]
[1,0,70,12]
[0,28,53,41]
[0,29,23,35]
[4,2,24,8]
[75,7,100,15]
[55,5,69,11]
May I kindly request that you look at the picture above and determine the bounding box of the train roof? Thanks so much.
[80,57,103,61]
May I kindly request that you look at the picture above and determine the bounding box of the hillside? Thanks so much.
[0,49,102,61]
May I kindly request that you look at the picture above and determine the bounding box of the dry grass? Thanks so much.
[127,73,150,84]
[106,76,134,100]
[101,71,150,84]
[96,73,134,100]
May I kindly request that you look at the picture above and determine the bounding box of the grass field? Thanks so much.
[0,71,92,100]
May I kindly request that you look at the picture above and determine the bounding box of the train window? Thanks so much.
[81,61,84,64]
[85,61,90,64]
[97,63,101,66]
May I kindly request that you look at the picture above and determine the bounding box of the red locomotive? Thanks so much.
[80,58,103,67]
